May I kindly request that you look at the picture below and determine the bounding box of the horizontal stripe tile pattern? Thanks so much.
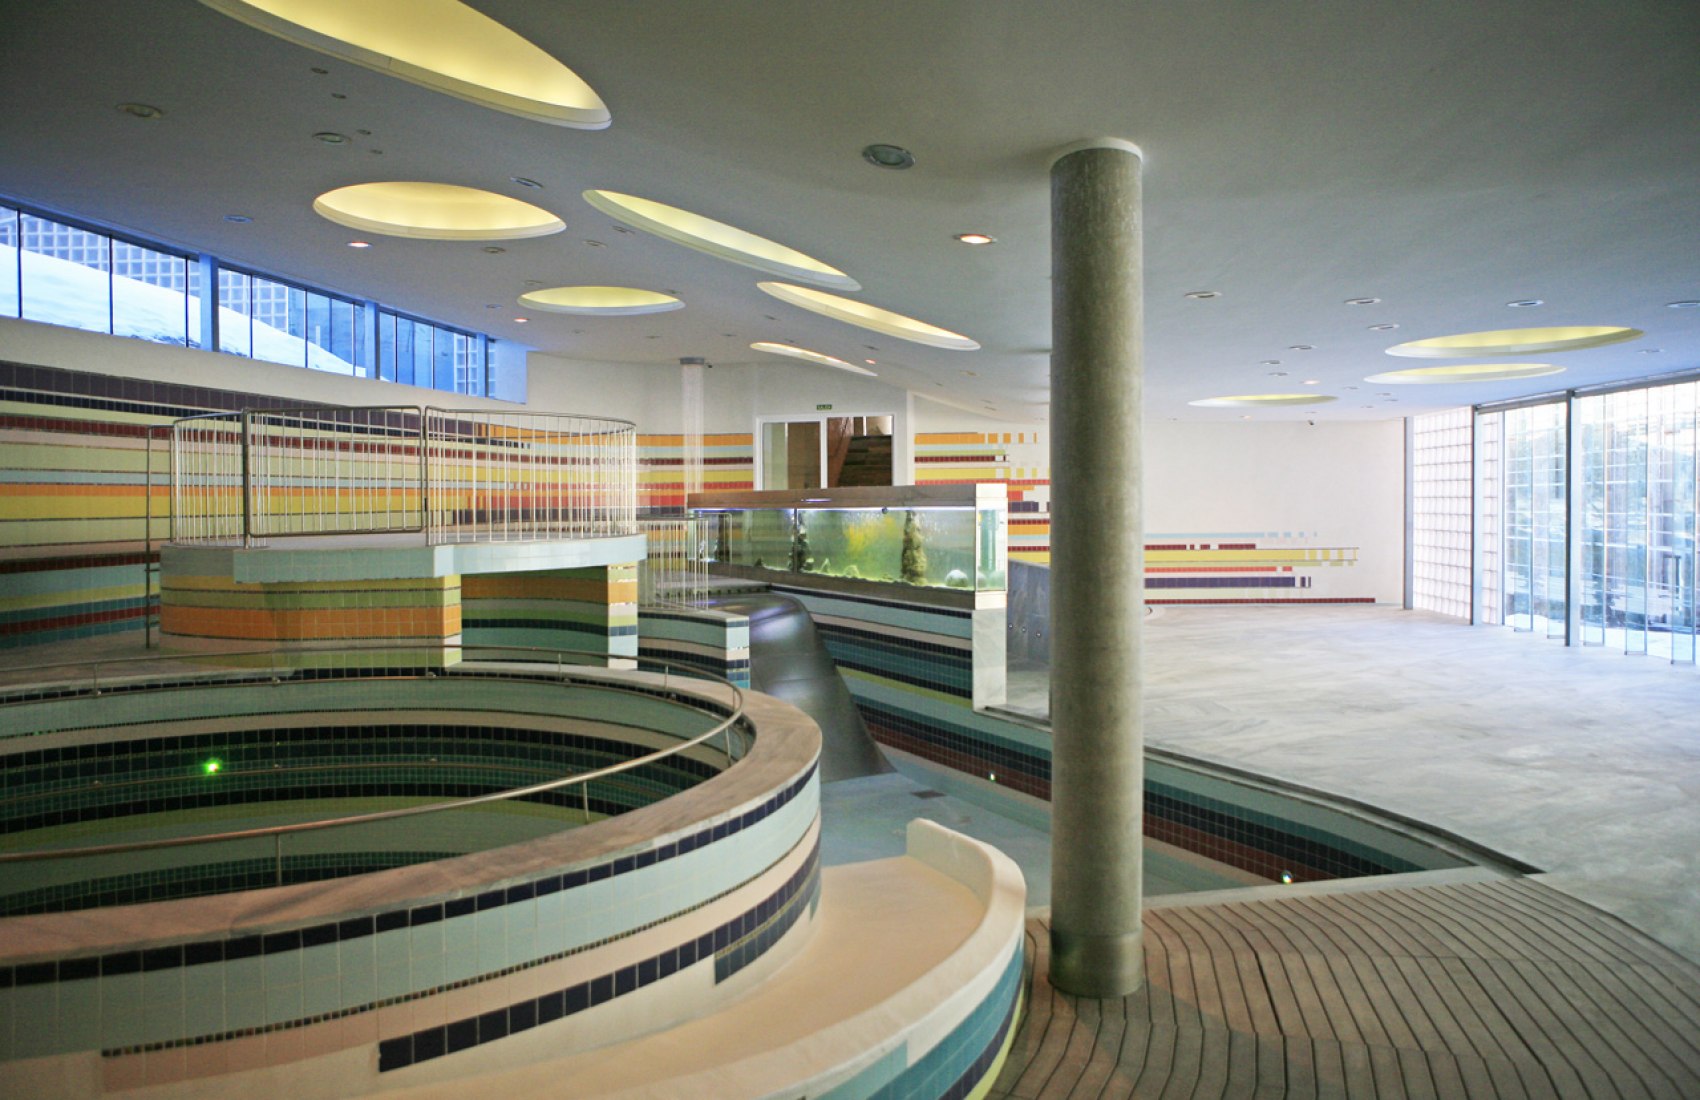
[462,564,638,658]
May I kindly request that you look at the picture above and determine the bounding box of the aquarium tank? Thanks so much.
[691,485,1007,593]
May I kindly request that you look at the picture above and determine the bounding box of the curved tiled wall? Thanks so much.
[0,669,822,1097]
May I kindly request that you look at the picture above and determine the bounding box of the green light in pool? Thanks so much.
[203,758,222,776]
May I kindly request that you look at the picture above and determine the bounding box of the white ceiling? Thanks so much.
[1,0,1696,422]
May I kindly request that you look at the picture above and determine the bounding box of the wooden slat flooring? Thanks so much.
[991,878,1700,1099]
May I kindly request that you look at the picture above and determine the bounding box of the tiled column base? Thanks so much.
[462,564,638,661]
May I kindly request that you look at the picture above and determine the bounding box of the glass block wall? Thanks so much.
[1410,408,1473,619]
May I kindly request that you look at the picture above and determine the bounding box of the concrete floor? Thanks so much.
[1014,605,1700,966]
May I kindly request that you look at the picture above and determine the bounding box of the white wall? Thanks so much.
[1145,420,1406,602]
[0,315,525,412]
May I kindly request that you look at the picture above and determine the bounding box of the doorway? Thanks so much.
[758,414,893,490]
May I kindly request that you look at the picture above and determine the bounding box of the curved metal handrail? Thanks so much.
[0,644,746,866]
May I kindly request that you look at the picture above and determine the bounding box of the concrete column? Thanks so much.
[1048,139,1146,998]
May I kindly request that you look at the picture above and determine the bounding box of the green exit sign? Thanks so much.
[816,403,832,411]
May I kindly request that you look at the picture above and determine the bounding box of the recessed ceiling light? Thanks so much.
[954,232,997,245]
[583,190,858,290]
[313,131,350,144]
[750,342,875,376]
[1267,371,1288,377]
[313,182,564,240]
[1368,323,1399,331]
[485,303,500,309]
[1386,326,1642,358]
[1344,297,1381,306]
[330,92,347,100]
[518,286,684,316]
[862,143,915,170]
[509,176,543,190]
[1259,359,1282,366]
[1302,379,1320,385]
[116,102,164,120]
[1189,394,1338,408]
[1364,363,1566,384]
[223,213,253,223]
[1288,344,1314,351]
[1669,301,1700,309]
[1184,290,1221,300]
[758,282,979,350]
[609,224,635,234]
[961,370,978,376]
[1639,348,1663,354]
[347,240,371,248]
[199,0,610,128]
[1507,299,1544,308]
[1240,415,1253,420]
[513,317,528,323]
[864,359,877,365]
[482,245,506,254]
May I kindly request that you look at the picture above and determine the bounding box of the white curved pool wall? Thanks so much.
[0,673,823,1097]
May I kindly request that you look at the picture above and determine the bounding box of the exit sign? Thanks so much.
[816,403,832,410]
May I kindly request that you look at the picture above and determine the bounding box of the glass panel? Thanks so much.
[432,324,455,391]
[186,258,203,348]
[978,507,1008,591]
[1578,395,1607,645]
[1608,389,1649,654]
[1475,411,1503,624]
[378,311,397,382]
[762,421,822,490]
[249,275,306,366]
[1534,402,1567,639]
[826,414,893,486]
[218,269,252,356]
[1502,408,1533,631]
[20,213,110,333]
[0,205,20,318]
[1647,382,1696,663]
[412,320,433,387]
[110,239,189,346]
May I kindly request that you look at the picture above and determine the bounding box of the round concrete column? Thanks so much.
[1048,139,1146,998]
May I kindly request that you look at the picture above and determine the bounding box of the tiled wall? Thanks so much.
[462,564,637,659]
[160,572,462,648]
[1143,534,1371,605]
[638,432,752,513]
[636,605,752,688]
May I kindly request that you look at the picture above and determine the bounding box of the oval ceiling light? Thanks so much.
[197,0,609,128]
[519,286,682,316]
[313,182,564,240]
[757,282,979,350]
[581,190,857,290]
[1385,326,1642,358]
[750,342,876,376]
[1364,363,1566,385]
[1189,394,1338,408]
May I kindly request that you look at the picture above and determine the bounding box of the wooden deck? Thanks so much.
[992,878,1700,1099]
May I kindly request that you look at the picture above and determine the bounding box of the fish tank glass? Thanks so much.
[692,486,1007,593]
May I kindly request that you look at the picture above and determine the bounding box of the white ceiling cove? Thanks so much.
[1,1,1695,421]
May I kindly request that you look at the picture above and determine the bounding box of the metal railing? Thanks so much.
[0,645,747,884]
[169,406,636,546]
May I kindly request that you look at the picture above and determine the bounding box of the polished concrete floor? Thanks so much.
[1014,604,1700,967]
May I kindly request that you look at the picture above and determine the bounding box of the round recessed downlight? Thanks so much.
[117,102,164,120]
[1189,394,1338,408]
[197,0,610,128]
[1184,290,1221,300]
[518,286,683,316]
[313,182,564,240]
[582,190,857,290]
[953,232,997,245]
[750,342,875,376]
[1364,363,1566,385]
[757,282,979,350]
[1507,299,1544,308]
[862,144,915,169]
[1669,301,1700,309]
[1344,297,1381,306]
[1386,326,1642,358]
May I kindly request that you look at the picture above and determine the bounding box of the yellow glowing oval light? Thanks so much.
[1364,363,1566,385]
[1188,394,1338,407]
[750,342,876,376]
[758,282,979,351]
[198,0,609,128]
[313,182,564,240]
[582,191,858,290]
[519,287,683,316]
[1385,326,1642,358]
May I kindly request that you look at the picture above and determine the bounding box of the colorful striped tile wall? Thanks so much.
[159,574,461,647]
[1144,533,1370,604]
[636,606,752,688]
[913,431,1050,564]
[638,433,753,513]
[462,565,638,659]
